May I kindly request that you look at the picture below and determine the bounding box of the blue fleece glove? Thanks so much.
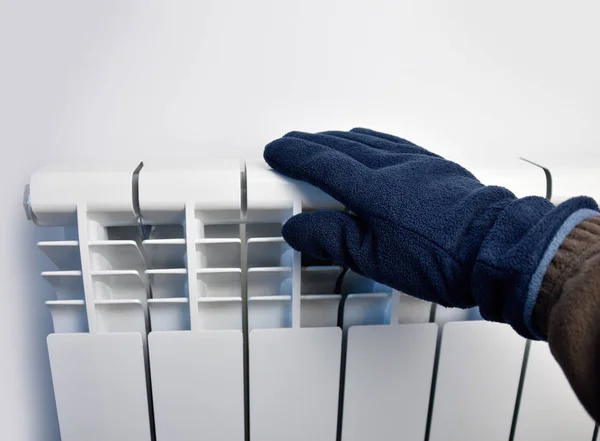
[263,128,599,339]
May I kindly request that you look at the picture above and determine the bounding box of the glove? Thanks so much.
[263,128,599,338]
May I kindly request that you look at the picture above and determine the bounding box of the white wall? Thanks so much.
[1,0,599,439]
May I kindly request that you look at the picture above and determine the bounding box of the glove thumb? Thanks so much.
[282,209,373,274]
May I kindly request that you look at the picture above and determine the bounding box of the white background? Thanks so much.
[1,1,599,439]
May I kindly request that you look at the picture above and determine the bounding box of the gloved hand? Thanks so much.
[263,128,599,338]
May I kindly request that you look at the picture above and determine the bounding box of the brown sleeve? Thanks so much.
[533,216,600,423]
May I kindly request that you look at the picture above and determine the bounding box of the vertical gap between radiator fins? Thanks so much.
[335,300,349,441]
[423,303,439,441]
[428,302,437,323]
[143,344,157,441]
[508,339,531,441]
[240,161,250,441]
[545,167,553,201]
[520,157,553,200]
[334,252,350,441]
[593,424,599,441]
[132,161,150,240]
[335,331,348,441]
[131,160,156,441]
[132,161,144,220]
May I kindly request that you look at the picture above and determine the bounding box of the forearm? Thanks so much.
[534,216,600,423]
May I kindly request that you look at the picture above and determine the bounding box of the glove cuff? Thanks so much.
[473,196,599,339]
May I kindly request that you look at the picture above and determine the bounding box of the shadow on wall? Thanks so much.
[20,221,63,441]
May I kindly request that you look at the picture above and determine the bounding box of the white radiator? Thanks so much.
[25,159,598,441]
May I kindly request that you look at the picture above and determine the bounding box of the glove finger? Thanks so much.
[264,136,376,212]
[282,210,376,277]
[282,131,396,169]
[323,130,441,159]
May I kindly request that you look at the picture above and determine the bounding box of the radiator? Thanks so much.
[25,159,598,441]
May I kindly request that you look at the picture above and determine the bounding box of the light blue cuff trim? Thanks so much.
[524,208,600,339]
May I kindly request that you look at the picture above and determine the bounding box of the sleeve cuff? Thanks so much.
[524,209,600,339]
